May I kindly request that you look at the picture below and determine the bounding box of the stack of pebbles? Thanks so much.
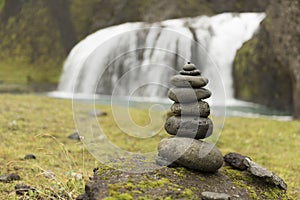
[157,62,223,172]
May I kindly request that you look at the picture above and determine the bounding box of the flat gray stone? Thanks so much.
[183,63,196,71]
[171,101,210,117]
[201,191,231,200]
[168,87,211,103]
[165,116,213,139]
[157,137,223,172]
[179,69,201,76]
[243,158,287,190]
[170,75,208,88]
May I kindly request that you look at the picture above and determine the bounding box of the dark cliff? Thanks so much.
[233,0,300,118]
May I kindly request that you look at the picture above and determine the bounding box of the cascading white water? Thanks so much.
[56,13,265,105]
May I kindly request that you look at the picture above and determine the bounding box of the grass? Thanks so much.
[0,94,299,199]
[0,61,61,84]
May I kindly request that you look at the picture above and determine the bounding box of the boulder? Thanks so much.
[157,137,223,172]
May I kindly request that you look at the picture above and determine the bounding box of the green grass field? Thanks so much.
[0,94,299,199]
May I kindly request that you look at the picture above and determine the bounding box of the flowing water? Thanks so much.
[50,12,291,119]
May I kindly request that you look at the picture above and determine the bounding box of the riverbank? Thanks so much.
[0,94,299,199]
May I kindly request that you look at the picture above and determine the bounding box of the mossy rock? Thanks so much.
[233,19,293,113]
[78,165,288,200]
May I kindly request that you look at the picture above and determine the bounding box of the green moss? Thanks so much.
[171,167,186,178]
[69,0,98,40]
[262,188,289,200]
[104,193,133,200]
[179,188,193,199]
[136,178,169,189]
[0,0,4,12]
[233,37,261,100]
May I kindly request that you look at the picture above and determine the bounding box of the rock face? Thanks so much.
[233,0,300,118]
[157,62,223,172]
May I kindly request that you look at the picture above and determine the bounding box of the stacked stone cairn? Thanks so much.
[157,62,223,173]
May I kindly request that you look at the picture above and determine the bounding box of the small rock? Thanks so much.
[68,132,81,140]
[165,116,213,139]
[224,152,247,170]
[243,158,287,190]
[43,170,55,179]
[0,173,21,182]
[179,69,201,76]
[168,87,211,103]
[171,101,210,117]
[157,137,223,172]
[24,154,36,160]
[201,191,231,200]
[15,184,35,195]
[88,109,107,117]
[183,62,196,71]
[170,75,208,88]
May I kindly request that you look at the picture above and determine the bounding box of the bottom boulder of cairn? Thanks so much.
[156,137,223,172]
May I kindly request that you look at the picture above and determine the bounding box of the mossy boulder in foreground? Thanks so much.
[77,165,288,200]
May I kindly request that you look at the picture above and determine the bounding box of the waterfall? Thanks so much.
[56,13,265,105]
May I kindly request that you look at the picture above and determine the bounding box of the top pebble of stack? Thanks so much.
[170,62,208,88]
[183,62,196,71]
